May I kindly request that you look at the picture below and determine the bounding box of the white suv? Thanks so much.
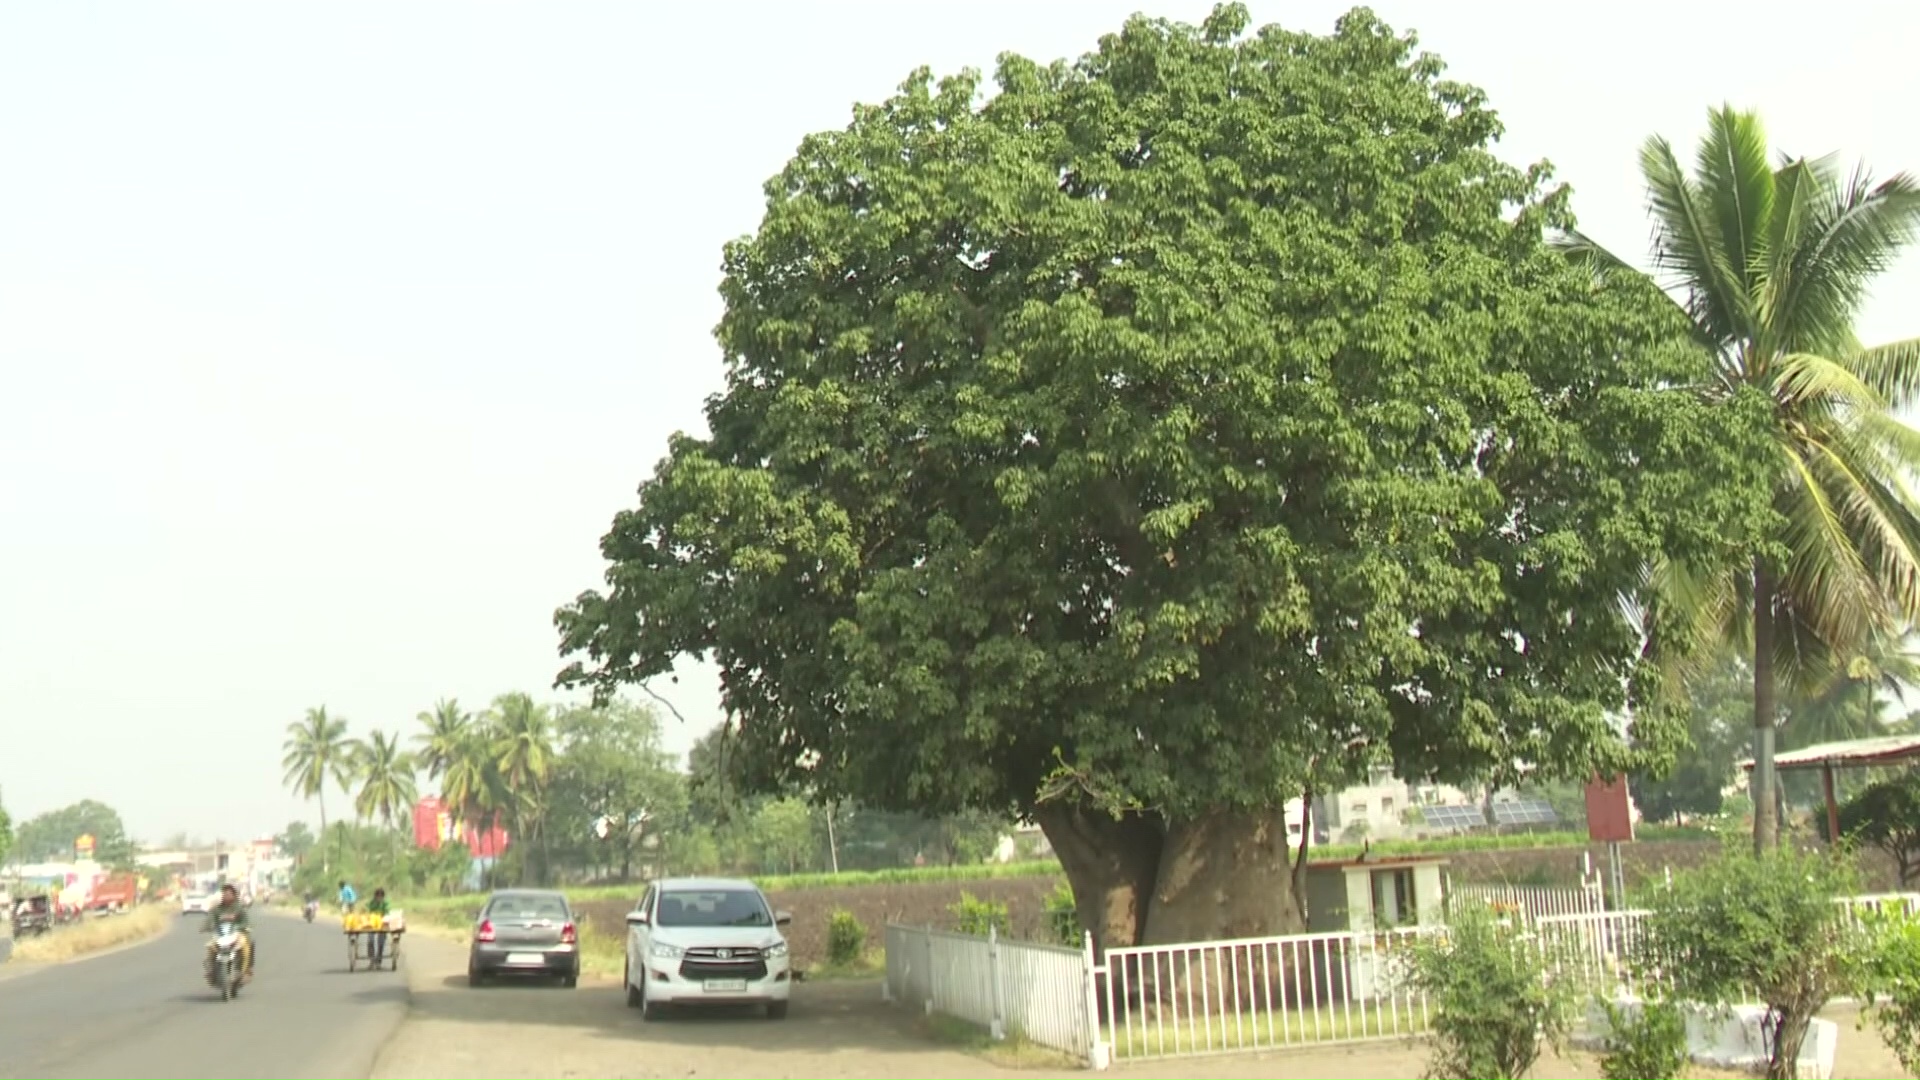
[624,876,793,1019]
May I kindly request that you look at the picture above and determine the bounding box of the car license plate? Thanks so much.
[703,979,748,993]
[506,952,544,966]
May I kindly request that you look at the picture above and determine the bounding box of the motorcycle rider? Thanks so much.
[203,883,254,982]
[302,890,319,921]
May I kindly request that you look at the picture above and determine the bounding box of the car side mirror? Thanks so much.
[774,910,792,927]
[625,910,649,926]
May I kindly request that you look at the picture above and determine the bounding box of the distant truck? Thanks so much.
[84,874,140,915]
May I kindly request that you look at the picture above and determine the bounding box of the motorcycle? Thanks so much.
[206,917,247,1001]
[303,899,318,923]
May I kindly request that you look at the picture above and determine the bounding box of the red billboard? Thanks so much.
[412,796,510,857]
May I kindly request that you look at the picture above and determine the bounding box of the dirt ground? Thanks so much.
[372,932,1909,1079]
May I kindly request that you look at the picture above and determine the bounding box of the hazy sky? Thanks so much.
[2,2,1916,847]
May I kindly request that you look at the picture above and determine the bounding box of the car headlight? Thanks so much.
[649,941,684,960]
[763,941,789,960]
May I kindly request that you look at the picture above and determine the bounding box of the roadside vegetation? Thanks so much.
[14,904,170,964]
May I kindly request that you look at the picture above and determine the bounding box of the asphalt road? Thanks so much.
[0,909,410,1079]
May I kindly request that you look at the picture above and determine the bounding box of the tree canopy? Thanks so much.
[13,799,135,867]
[557,3,1773,947]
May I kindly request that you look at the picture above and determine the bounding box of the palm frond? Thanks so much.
[1849,336,1920,410]
[1776,437,1895,651]
[1777,167,1920,356]
[1695,106,1774,295]
[1773,351,1887,414]
[1641,133,1751,348]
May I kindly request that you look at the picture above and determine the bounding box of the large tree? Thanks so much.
[557,4,1770,949]
[12,799,134,867]
[548,699,685,880]
[1559,107,1920,852]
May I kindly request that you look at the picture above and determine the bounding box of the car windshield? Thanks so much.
[655,889,771,927]
[487,896,568,922]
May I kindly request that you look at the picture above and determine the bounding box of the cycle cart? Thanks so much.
[344,910,405,972]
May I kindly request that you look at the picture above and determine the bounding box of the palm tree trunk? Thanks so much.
[319,791,331,874]
[1753,562,1781,853]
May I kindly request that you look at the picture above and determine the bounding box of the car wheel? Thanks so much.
[766,1001,789,1020]
[638,976,659,1021]
[624,961,641,1008]
[467,964,484,988]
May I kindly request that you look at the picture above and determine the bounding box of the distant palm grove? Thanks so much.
[278,695,1014,895]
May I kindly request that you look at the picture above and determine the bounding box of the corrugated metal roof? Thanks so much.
[1738,733,1920,771]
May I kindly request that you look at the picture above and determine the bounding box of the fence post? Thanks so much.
[987,923,1007,1040]
[1082,930,1111,1071]
[881,924,893,1003]
[923,924,935,1016]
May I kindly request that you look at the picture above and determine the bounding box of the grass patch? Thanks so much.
[1104,999,1433,1060]
[917,1013,1083,1071]
[804,947,885,981]
[15,905,170,963]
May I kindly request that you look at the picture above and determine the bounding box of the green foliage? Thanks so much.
[546,699,685,880]
[281,706,355,868]
[1637,844,1870,1079]
[1827,771,1920,887]
[555,3,1771,940]
[276,821,316,862]
[1866,907,1920,1078]
[949,891,1010,936]
[1598,999,1689,1080]
[1043,880,1080,947]
[0,788,12,867]
[1564,106,1920,852]
[13,799,136,868]
[1404,905,1577,1080]
[826,908,868,967]
[1632,651,1748,823]
[351,728,419,829]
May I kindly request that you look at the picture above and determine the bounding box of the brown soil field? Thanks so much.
[573,874,1064,971]
[497,835,1913,974]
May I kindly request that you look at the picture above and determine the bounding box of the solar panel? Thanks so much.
[1421,804,1487,830]
[1492,797,1559,826]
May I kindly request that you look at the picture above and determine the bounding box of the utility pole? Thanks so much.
[825,803,840,874]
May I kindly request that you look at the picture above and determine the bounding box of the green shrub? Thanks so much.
[1635,843,1870,1080]
[1598,999,1689,1080]
[949,891,1009,936]
[1404,904,1576,1080]
[826,908,867,967]
[1043,880,1079,947]
[1867,906,1920,1078]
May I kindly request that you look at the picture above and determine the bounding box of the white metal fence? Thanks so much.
[1097,926,1433,1063]
[884,924,1099,1064]
[886,891,1920,1070]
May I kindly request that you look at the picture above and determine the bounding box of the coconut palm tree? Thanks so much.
[412,698,472,784]
[488,692,556,883]
[281,706,356,872]
[1559,105,1920,851]
[1782,628,1920,749]
[352,728,419,829]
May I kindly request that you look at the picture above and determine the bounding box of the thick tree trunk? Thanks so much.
[1754,562,1780,854]
[1142,808,1305,945]
[1032,803,1165,956]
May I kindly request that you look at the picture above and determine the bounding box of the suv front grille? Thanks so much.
[679,945,768,982]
